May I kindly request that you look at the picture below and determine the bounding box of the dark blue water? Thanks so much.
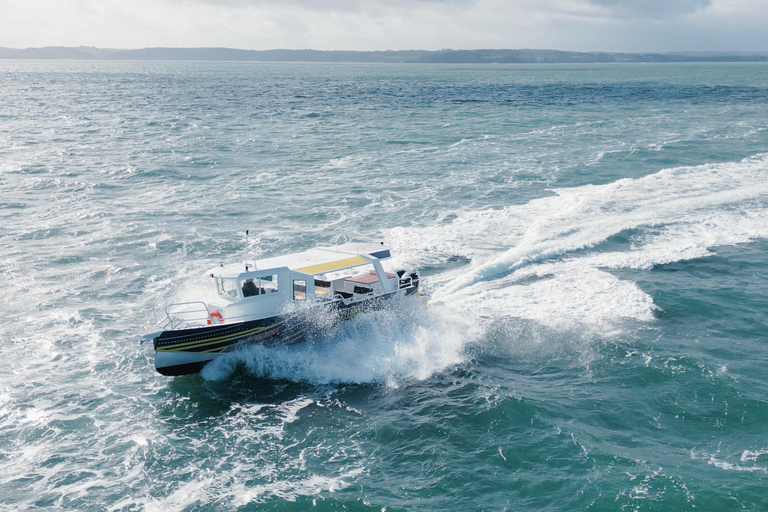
[1,61,768,510]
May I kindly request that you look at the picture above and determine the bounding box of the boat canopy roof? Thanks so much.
[207,243,391,279]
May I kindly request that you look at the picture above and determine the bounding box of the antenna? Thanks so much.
[244,230,249,271]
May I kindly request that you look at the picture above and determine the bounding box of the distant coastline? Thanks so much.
[2,46,768,63]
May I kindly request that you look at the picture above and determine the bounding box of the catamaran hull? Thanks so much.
[153,287,419,376]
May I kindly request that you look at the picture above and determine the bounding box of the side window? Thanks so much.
[242,275,279,297]
[259,275,278,294]
[293,279,307,301]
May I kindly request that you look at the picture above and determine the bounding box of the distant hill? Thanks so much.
[1,46,767,63]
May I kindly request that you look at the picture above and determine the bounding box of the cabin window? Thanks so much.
[313,275,332,298]
[293,279,307,301]
[216,278,240,298]
[242,275,279,297]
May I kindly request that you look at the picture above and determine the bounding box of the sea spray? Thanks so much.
[201,300,479,385]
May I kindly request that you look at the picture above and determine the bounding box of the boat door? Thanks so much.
[290,273,314,302]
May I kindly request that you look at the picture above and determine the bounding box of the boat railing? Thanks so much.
[156,301,211,330]
[151,298,167,327]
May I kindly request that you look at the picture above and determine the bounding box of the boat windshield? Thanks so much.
[216,278,240,298]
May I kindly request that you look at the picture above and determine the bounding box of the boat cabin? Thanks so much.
[204,244,399,325]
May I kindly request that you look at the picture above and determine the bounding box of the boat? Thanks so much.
[149,243,423,376]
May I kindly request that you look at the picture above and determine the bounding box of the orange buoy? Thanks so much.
[208,311,223,325]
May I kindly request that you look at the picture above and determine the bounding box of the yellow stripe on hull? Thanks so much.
[156,320,287,352]
[201,345,232,354]
[161,322,307,354]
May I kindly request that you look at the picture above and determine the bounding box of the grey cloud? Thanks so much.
[587,0,711,17]
[176,0,476,9]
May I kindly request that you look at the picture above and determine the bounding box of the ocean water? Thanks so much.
[2,60,768,510]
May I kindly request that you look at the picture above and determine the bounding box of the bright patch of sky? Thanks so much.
[1,0,767,52]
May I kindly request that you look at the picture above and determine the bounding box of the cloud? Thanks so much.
[0,0,767,52]
[586,0,712,18]
[173,0,478,13]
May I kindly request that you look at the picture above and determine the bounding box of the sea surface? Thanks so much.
[2,60,768,511]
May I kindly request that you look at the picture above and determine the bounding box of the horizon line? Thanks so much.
[2,46,768,64]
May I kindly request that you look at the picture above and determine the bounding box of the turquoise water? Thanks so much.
[2,61,768,510]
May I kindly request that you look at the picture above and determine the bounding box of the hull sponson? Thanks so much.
[153,287,418,376]
[157,361,209,376]
[154,351,219,376]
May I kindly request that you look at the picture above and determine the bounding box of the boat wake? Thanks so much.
[390,153,768,334]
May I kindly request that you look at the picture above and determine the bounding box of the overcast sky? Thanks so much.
[2,0,768,53]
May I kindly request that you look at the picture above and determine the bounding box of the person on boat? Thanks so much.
[242,279,258,297]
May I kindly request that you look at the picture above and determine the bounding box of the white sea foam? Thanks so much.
[130,395,366,510]
[389,153,768,335]
[230,468,365,506]
[691,448,768,473]
[740,449,768,462]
